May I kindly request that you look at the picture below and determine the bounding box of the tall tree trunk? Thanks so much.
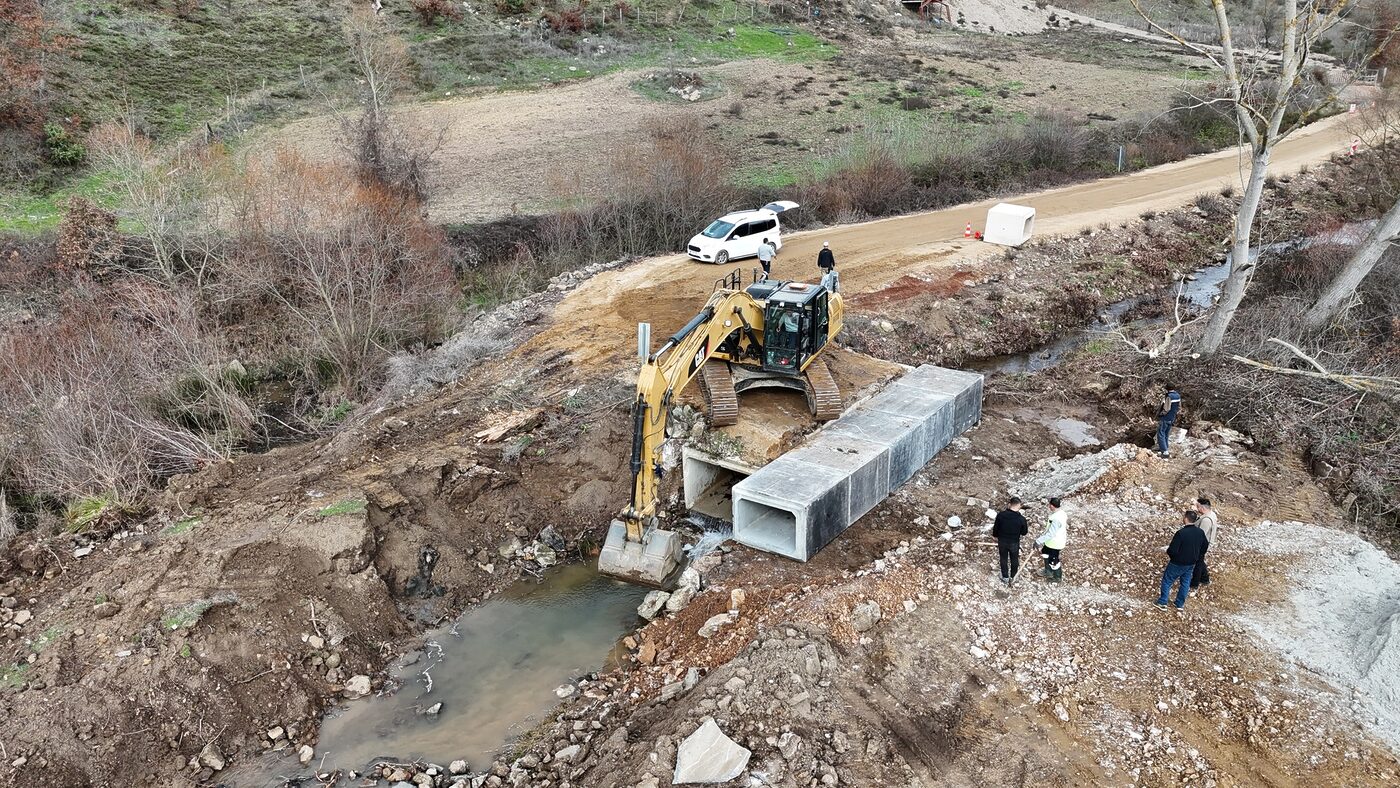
[1200,149,1271,354]
[1301,197,1400,330]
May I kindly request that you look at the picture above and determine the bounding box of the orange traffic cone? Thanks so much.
[964,222,973,238]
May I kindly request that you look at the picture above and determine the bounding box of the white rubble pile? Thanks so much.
[1238,520,1400,751]
[1009,443,1139,500]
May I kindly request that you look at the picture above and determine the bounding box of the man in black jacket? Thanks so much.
[992,497,1029,585]
[817,241,835,273]
[1156,510,1207,610]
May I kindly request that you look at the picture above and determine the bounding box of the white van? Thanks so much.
[686,201,799,264]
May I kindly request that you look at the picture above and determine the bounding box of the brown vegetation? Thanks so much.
[227,150,457,397]
[410,0,464,25]
[0,0,69,181]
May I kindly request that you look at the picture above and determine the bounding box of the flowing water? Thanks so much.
[228,564,647,785]
[968,222,1377,376]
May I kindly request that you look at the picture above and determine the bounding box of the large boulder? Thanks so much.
[638,590,671,620]
[673,717,751,784]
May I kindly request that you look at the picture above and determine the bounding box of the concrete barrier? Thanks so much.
[730,365,982,561]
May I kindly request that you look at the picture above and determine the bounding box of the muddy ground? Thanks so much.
[2,145,1397,787]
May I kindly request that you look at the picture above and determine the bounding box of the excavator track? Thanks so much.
[700,360,739,427]
[804,359,843,421]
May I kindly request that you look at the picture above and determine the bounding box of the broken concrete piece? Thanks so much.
[665,585,696,613]
[698,613,733,638]
[638,590,671,620]
[673,717,751,784]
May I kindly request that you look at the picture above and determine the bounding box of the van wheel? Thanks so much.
[715,250,729,265]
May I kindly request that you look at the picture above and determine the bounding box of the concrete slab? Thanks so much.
[730,364,982,562]
[819,409,923,488]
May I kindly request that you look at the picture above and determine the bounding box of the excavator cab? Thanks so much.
[762,283,830,374]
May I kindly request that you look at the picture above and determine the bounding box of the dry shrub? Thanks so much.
[54,196,121,270]
[543,6,589,33]
[411,0,463,24]
[541,118,741,263]
[1272,243,1353,295]
[0,0,66,182]
[0,282,251,505]
[228,149,457,397]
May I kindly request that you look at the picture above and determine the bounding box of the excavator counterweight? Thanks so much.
[599,273,845,587]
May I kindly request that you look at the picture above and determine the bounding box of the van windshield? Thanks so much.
[701,220,735,239]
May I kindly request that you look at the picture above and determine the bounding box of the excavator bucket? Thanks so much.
[598,520,684,588]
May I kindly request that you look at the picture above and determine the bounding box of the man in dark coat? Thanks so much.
[817,241,835,272]
[992,497,1028,585]
[1156,510,1207,611]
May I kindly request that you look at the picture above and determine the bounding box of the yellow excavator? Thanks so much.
[599,271,845,587]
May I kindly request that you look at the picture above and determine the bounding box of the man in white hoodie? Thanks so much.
[1192,497,1218,588]
[1035,497,1069,583]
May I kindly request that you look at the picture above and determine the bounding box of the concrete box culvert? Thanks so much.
[902,365,984,435]
[730,364,982,562]
[682,448,757,522]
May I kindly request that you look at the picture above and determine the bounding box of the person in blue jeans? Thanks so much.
[1156,385,1182,458]
[1157,510,1207,611]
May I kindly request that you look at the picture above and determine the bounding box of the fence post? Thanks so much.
[1116,145,1125,172]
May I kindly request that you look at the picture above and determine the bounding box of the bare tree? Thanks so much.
[343,7,406,125]
[337,7,440,200]
[1302,195,1400,329]
[0,488,14,546]
[1129,0,1374,355]
[87,112,215,283]
[229,149,456,397]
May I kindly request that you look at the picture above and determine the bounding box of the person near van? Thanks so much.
[992,497,1029,585]
[757,237,776,277]
[1157,385,1182,458]
[1157,509,1207,610]
[1035,497,1068,583]
[817,241,835,273]
[1192,497,1217,587]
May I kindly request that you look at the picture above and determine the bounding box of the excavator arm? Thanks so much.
[599,289,765,586]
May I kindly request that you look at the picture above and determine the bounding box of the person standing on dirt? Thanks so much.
[817,241,835,274]
[1192,497,1217,588]
[1035,497,1068,583]
[1156,384,1182,458]
[757,237,776,278]
[992,497,1029,585]
[1157,509,1207,611]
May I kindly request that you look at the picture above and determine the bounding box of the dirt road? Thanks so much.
[518,112,1355,370]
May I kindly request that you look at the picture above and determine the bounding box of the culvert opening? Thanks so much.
[733,497,800,558]
[683,448,755,523]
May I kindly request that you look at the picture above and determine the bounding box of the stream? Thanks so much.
[966,221,1376,376]
[230,564,647,785]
